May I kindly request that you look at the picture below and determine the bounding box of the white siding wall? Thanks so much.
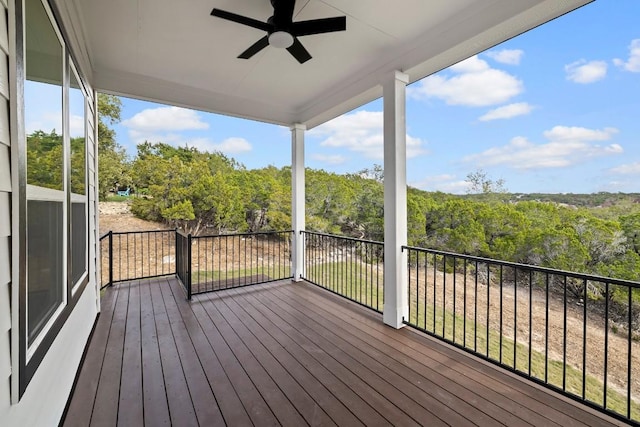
[0,0,100,424]
[88,92,99,312]
[0,0,13,417]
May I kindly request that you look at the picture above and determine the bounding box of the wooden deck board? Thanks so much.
[90,283,129,426]
[198,291,310,426]
[63,283,119,427]
[284,282,622,427]
[160,278,227,426]
[267,283,536,426]
[63,277,625,427]
[118,281,143,427]
[165,276,254,427]
[150,280,199,427]
[223,286,398,427]
[263,283,472,426]
[139,280,171,427]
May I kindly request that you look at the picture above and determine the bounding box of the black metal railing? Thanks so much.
[301,231,384,313]
[99,230,175,288]
[175,230,191,299]
[188,231,293,296]
[403,245,640,424]
[100,229,292,298]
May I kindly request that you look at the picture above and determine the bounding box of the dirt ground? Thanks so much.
[99,202,168,234]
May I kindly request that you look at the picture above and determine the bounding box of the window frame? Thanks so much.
[11,0,93,400]
[68,59,89,297]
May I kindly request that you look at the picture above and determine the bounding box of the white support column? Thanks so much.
[291,123,306,282]
[383,70,409,328]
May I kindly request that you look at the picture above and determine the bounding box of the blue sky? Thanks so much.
[109,0,640,194]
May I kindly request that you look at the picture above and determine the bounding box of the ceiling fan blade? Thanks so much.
[238,36,270,59]
[287,38,312,64]
[211,8,272,32]
[271,0,295,26]
[291,17,346,37]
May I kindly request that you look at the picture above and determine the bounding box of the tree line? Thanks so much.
[95,94,640,283]
[103,141,639,282]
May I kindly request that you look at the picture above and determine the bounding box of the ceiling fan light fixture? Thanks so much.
[268,31,294,48]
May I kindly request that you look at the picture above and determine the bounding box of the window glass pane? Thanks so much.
[27,200,63,342]
[69,70,85,195]
[70,67,87,287]
[25,0,63,191]
[25,0,65,343]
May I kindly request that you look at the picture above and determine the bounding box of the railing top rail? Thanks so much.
[99,232,110,241]
[301,230,384,246]
[403,244,640,289]
[191,230,294,239]
[108,229,174,236]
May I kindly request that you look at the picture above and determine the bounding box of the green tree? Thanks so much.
[97,94,129,200]
[466,169,507,195]
[130,144,246,234]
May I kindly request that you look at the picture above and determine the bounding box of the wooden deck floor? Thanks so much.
[63,277,624,426]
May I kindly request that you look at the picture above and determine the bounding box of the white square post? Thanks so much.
[291,123,306,281]
[383,70,409,328]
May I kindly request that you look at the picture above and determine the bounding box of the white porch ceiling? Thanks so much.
[56,0,592,129]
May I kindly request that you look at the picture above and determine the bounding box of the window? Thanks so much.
[69,64,88,293]
[15,0,92,398]
[25,0,66,346]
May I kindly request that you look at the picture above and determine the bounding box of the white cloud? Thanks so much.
[309,110,427,160]
[565,60,607,84]
[122,106,209,132]
[478,102,534,121]
[120,105,252,155]
[26,111,62,135]
[409,55,524,107]
[127,130,185,145]
[411,174,470,194]
[463,126,622,170]
[609,162,640,175]
[542,125,618,142]
[311,154,347,165]
[189,137,252,154]
[70,114,85,137]
[486,49,524,65]
[449,55,490,73]
[614,39,640,72]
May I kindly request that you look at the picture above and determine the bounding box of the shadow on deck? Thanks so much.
[62,277,623,426]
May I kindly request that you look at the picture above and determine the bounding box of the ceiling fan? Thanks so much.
[211,0,346,64]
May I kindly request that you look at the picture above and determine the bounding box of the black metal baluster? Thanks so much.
[563,276,567,391]
[529,270,533,376]
[514,267,518,370]
[424,252,428,330]
[486,263,490,358]
[474,260,478,352]
[415,249,419,327]
[545,273,550,383]
[604,282,609,409]
[583,278,587,399]
[463,259,467,348]
[627,285,632,420]
[453,257,457,343]
[443,255,447,338]
[500,264,503,364]
[432,252,438,334]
